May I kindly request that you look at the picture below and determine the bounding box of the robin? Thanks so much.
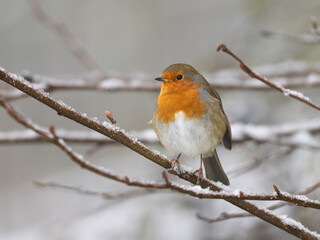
[152,63,231,185]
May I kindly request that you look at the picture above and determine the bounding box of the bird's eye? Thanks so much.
[176,74,183,80]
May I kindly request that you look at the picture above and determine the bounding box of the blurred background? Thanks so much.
[0,1,320,239]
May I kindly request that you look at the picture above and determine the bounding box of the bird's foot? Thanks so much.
[193,167,203,185]
[168,153,181,174]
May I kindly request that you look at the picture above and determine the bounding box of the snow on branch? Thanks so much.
[1,120,319,150]
[232,121,320,149]
[1,61,320,101]
[1,67,320,239]
[1,96,320,210]
[217,43,320,111]
[198,180,320,223]
[0,96,169,189]
[0,128,157,144]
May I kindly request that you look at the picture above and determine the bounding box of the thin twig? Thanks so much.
[262,30,320,44]
[29,0,103,72]
[33,181,154,200]
[262,18,320,44]
[0,129,158,144]
[217,43,320,111]
[227,148,294,177]
[310,17,320,36]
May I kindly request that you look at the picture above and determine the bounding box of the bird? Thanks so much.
[152,63,231,185]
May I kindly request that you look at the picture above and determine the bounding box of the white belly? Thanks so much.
[157,111,216,157]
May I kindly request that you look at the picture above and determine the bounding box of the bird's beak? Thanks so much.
[155,77,168,82]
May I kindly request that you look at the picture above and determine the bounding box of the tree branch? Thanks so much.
[2,92,320,208]
[34,181,155,200]
[1,120,319,150]
[261,18,320,44]
[227,148,294,177]
[2,60,320,100]
[2,95,319,209]
[262,30,320,44]
[33,181,154,200]
[1,67,320,239]
[198,180,320,223]
[217,43,320,111]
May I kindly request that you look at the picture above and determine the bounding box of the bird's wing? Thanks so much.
[207,86,232,150]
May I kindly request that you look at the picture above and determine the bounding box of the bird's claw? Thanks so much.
[170,153,181,172]
[193,168,203,185]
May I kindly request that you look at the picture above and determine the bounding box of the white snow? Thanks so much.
[271,79,313,101]
[150,148,168,159]
[0,129,38,140]
[279,215,320,238]
[283,89,312,102]
[90,116,98,122]
[101,121,146,145]
[232,189,241,197]
[283,89,290,96]
[306,73,320,84]
[231,123,272,141]
[280,191,320,205]
[254,60,308,75]
[57,100,77,112]
[185,185,212,195]
[231,119,320,143]
[282,131,320,148]
[131,129,157,142]
[98,78,126,89]
[57,138,72,152]
[102,121,122,132]
[37,88,50,97]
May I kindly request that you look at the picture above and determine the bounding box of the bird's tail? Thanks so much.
[203,149,230,185]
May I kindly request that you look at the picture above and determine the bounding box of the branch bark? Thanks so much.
[217,43,320,111]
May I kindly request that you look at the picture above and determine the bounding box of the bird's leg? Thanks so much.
[193,154,204,184]
[170,153,181,170]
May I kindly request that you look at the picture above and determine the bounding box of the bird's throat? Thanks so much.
[156,81,209,124]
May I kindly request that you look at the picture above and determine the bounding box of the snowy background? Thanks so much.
[0,1,320,239]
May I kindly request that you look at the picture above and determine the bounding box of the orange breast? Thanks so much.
[156,80,209,124]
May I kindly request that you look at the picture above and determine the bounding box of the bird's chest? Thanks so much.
[155,111,214,157]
